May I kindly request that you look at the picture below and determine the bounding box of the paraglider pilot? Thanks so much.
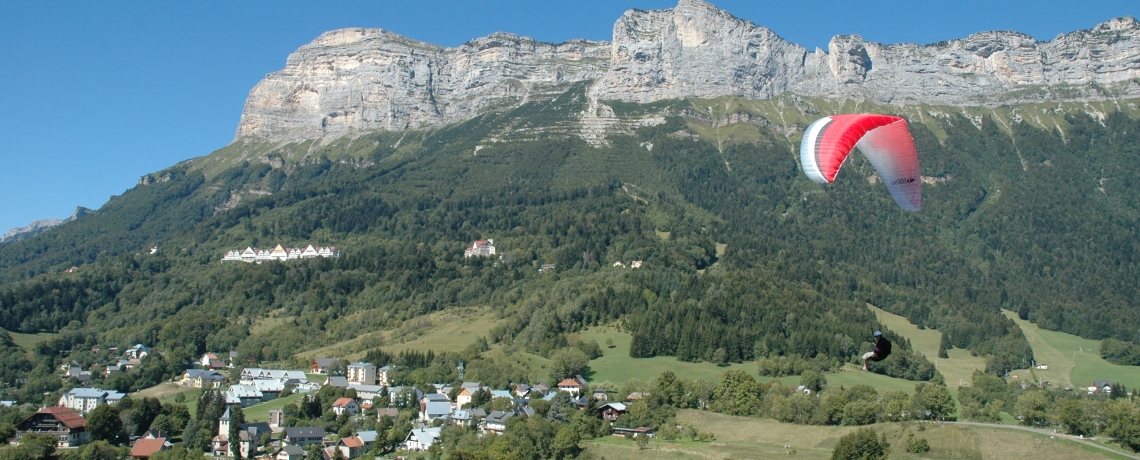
[862,331,892,372]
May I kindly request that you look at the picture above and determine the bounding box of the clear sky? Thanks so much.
[1,0,1136,233]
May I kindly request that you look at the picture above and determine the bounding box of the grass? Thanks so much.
[868,305,988,388]
[579,326,761,384]
[134,382,200,400]
[582,410,1123,460]
[243,392,305,423]
[156,387,205,415]
[4,328,57,352]
[298,307,500,361]
[579,326,920,393]
[1004,310,1140,390]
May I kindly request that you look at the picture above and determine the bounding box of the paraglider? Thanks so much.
[862,330,892,372]
[799,114,922,211]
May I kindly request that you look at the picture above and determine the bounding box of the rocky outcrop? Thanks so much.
[236,30,609,141]
[592,0,1140,104]
[1,207,92,246]
[236,0,1140,142]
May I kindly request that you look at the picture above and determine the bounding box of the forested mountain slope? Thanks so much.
[1,90,1139,402]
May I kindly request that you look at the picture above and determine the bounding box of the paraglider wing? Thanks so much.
[799,114,921,211]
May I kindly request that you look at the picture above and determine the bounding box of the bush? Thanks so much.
[831,427,890,460]
[905,433,931,453]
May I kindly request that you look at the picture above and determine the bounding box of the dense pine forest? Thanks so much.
[0,89,1139,412]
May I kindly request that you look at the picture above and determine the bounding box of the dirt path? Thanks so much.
[947,421,1139,459]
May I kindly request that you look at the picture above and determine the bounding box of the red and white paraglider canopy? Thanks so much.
[799,114,922,211]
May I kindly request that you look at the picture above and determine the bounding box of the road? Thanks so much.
[946,421,1140,459]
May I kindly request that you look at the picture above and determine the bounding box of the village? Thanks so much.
[11,344,653,460]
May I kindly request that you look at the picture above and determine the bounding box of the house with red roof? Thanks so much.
[15,406,88,447]
[556,378,582,397]
[129,438,171,459]
[332,397,360,416]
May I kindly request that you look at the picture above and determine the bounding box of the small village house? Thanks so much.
[311,358,336,374]
[14,406,88,447]
[404,427,441,451]
[332,397,360,416]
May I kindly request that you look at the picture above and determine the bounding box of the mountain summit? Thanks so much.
[236,0,1140,143]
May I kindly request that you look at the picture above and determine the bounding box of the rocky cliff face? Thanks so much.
[236,29,609,140]
[236,0,1140,142]
[1,207,92,246]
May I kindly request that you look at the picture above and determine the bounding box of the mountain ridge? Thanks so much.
[235,0,1140,143]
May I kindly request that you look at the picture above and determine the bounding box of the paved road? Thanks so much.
[946,421,1140,459]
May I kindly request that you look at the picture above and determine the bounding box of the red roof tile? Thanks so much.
[332,397,355,407]
[340,436,364,448]
[130,438,167,458]
[557,379,581,387]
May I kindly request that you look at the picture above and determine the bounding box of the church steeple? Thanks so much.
[219,406,231,435]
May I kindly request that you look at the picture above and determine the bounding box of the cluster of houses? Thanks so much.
[222,244,341,263]
[14,351,654,458]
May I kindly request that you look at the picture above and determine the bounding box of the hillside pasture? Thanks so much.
[869,305,988,388]
[584,410,1123,460]
[1004,310,1140,390]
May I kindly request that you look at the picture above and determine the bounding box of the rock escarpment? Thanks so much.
[236,0,1140,142]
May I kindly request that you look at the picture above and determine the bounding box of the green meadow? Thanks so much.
[1005,311,1140,391]
[579,326,921,393]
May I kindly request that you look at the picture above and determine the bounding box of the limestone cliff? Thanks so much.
[236,0,1140,142]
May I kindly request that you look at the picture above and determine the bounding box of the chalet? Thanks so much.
[599,402,627,422]
[450,408,486,427]
[556,378,582,397]
[593,389,610,401]
[239,368,306,385]
[482,407,534,434]
[223,244,341,263]
[349,384,385,401]
[14,406,88,447]
[58,388,125,414]
[612,427,655,438]
[182,369,227,388]
[356,430,378,451]
[464,239,496,258]
[65,366,92,384]
[324,376,349,388]
[455,382,487,408]
[102,365,121,377]
[274,445,306,460]
[346,362,376,385]
[1092,380,1114,394]
[512,383,533,398]
[125,344,151,360]
[387,386,423,406]
[200,353,226,369]
[420,401,451,422]
[311,358,336,374]
[376,408,399,420]
[404,427,441,451]
[129,437,170,459]
[491,390,513,401]
[533,382,550,394]
[283,427,326,447]
[226,384,264,407]
[332,397,360,416]
[376,365,395,386]
[336,434,367,458]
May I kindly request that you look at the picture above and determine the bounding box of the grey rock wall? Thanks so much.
[236,0,1140,142]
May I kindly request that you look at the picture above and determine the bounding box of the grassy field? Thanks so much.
[582,409,1125,459]
[298,307,499,361]
[579,326,921,393]
[869,305,988,388]
[243,392,304,423]
[1004,311,1140,390]
[4,328,57,352]
[156,387,205,415]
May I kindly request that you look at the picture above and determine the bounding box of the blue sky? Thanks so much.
[1,0,1136,233]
